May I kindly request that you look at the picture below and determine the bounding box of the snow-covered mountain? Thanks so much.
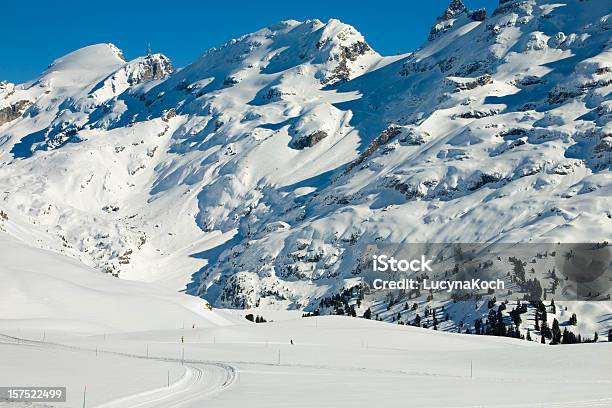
[0,0,610,340]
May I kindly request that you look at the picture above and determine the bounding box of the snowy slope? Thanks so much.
[0,0,610,341]
[0,221,231,333]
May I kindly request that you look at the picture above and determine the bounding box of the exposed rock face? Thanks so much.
[323,40,373,84]
[90,53,174,104]
[161,108,177,122]
[429,0,468,40]
[469,8,487,21]
[128,54,174,85]
[442,0,467,20]
[222,76,239,87]
[456,108,500,119]
[493,0,531,16]
[291,130,328,149]
[449,74,494,92]
[588,132,612,170]
[399,128,430,145]
[0,100,29,126]
[314,20,378,84]
[343,126,403,175]
[342,41,371,61]
[263,86,295,101]
[325,59,351,83]
[385,177,430,200]
[429,0,487,40]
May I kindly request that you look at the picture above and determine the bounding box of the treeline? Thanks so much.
[304,286,610,345]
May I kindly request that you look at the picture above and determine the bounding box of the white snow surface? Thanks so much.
[1,317,612,407]
[0,226,231,333]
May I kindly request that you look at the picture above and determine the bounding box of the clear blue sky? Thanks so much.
[0,0,494,83]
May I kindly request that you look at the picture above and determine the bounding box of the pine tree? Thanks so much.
[540,320,551,339]
[550,299,556,314]
[561,327,578,344]
[540,304,547,324]
[551,318,561,345]
[510,307,522,326]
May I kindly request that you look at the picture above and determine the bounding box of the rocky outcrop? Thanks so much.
[384,178,429,200]
[429,0,487,40]
[468,8,487,22]
[456,108,500,119]
[262,86,296,102]
[291,130,328,149]
[162,108,176,122]
[133,54,174,84]
[0,100,29,126]
[399,128,429,145]
[90,53,174,103]
[448,75,493,92]
[342,41,371,61]
[429,0,467,40]
[343,126,402,175]
[222,76,240,87]
[585,131,612,170]
[325,59,351,83]
[323,41,372,84]
[441,0,467,20]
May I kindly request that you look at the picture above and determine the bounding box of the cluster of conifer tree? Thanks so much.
[318,285,364,316]
[245,313,267,323]
[304,281,611,345]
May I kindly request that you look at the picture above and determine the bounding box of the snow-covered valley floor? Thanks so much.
[1,316,612,408]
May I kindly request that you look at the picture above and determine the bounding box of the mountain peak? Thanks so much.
[169,18,379,93]
[46,43,125,72]
[37,43,127,88]
[441,0,467,20]
[267,19,308,31]
[428,0,487,41]
[89,53,173,104]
